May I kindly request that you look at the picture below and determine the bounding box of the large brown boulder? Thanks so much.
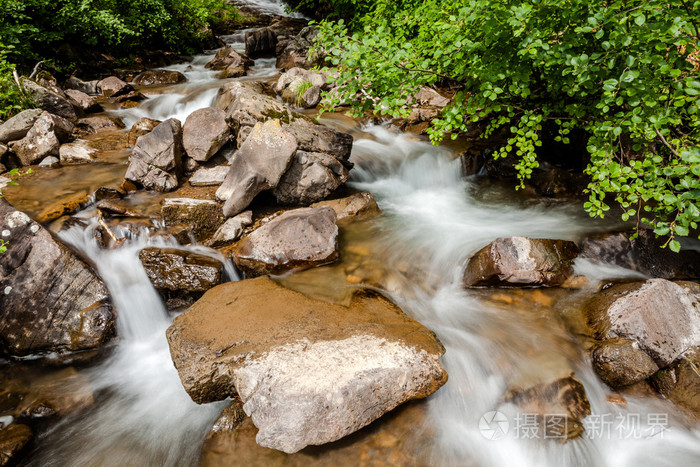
[272,150,349,205]
[310,192,381,225]
[205,46,253,78]
[233,206,339,276]
[276,67,330,109]
[139,247,223,293]
[276,26,321,71]
[166,276,447,453]
[124,118,183,192]
[10,112,74,166]
[0,199,115,356]
[591,338,659,388]
[463,237,579,287]
[75,116,125,136]
[216,119,298,217]
[132,70,187,86]
[651,346,700,419]
[64,89,101,113]
[585,279,700,370]
[182,107,231,162]
[96,76,133,97]
[19,78,77,121]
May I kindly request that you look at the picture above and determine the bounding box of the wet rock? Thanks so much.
[216,119,298,217]
[11,112,74,166]
[183,156,199,173]
[246,28,277,58]
[35,190,89,225]
[76,116,125,136]
[38,156,60,168]
[188,165,229,187]
[208,210,253,247]
[64,89,101,113]
[276,67,329,108]
[0,199,114,356]
[113,91,147,107]
[205,45,253,78]
[182,107,231,162]
[580,230,700,280]
[202,400,434,466]
[19,78,77,121]
[161,198,224,241]
[284,118,353,163]
[585,279,700,368]
[166,276,447,453]
[64,76,99,95]
[12,367,95,420]
[310,192,381,224]
[233,206,338,276]
[132,70,187,86]
[131,117,161,135]
[273,150,349,205]
[124,118,183,192]
[59,140,98,164]
[93,186,124,201]
[592,338,659,388]
[0,424,32,466]
[463,237,579,287]
[96,200,140,217]
[276,26,321,71]
[0,109,43,144]
[651,346,700,419]
[96,76,133,97]
[139,248,223,293]
[505,374,591,440]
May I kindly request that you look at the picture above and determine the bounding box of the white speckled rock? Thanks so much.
[166,276,447,453]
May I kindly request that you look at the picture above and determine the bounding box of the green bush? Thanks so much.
[0,54,35,120]
[309,0,700,250]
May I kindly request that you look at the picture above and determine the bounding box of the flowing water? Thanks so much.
[9,2,700,465]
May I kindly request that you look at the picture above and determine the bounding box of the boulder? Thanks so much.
[245,28,277,58]
[161,198,224,241]
[139,248,223,293]
[188,165,229,187]
[505,374,591,440]
[276,26,321,71]
[233,206,338,276]
[463,237,579,287]
[132,70,187,86]
[0,199,114,356]
[0,424,32,465]
[310,192,381,224]
[284,118,353,163]
[651,346,700,419]
[124,118,183,192]
[413,86,450,108]
[216,119,297,217]
[580,230,700,280]
[131,117,161,135]
[0,109,43,143]
[113,91,147,107]
[19,78,77,121]
[273,150,349,205]
[76,116,125,136]
[591,338,659,388]
[276,67,329,108]
[585,279,700,368]
[208,210,253,247]
[166,276,447,453]
[96,76,133,97]
[38,156,60,168]
[11,112,74,166]
[64,76,99,95]
[59,140,98,164]
[182,108,231,162]
[215,82,292,138]
[205,46,253,78]
[64,89,101,113]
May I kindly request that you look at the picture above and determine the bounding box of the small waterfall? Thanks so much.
[27,224,231,466]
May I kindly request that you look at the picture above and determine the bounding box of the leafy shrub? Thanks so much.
[309,0,700,250]
[0,53,35,120]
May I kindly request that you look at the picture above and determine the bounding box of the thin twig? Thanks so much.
[655,128,680,158]
[28,61,45,80]
[12,69,23,94]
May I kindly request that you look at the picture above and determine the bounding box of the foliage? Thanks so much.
[309,0,700,249]
[294,79,315,105]
[0,0,238,70]
[0,168,32,254]
[0,53,35,120]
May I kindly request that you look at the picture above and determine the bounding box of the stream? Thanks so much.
[7,1,700,465]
